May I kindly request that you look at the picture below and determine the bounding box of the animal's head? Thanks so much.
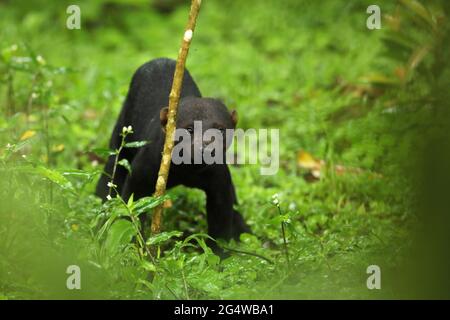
[160,96,238,164]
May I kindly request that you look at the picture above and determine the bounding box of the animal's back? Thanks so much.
[123,58,201,140]
[96,58,201,200]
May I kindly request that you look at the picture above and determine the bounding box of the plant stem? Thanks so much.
[166,284,181,300]
[181,268,190,300]
[151,0,202,238]
[108,136,125,197]
[277,206,290,266]
[6,70,15,118]
[26,73,39,127]
[116,192,156,264]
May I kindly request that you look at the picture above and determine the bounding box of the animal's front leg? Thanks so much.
[203,165,236,242]
[205,189,234,242]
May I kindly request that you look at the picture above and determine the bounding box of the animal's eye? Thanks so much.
[186,127,194,134]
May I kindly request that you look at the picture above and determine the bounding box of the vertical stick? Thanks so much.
[278,206,291,266]
[151,0,202,236]
[6,71,15,118]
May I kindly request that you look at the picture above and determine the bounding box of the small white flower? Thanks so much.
[106,195,112,201]
[271,193,280,206]
[6,143,12,149]
[31,92,39,100]
[122,126,133,134]
[288,202,296,211]
[36,55,46,66]
[22,154,27,159]
[107,182,117,188]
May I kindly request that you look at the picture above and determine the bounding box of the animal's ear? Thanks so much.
[230,109,238,128]
[160,107,169,127]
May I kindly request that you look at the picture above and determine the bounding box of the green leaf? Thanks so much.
[91,148,115,158]
[131,195,168,216]
[104,219,136,254]
[137,279,155,291]
[1,45,18,64]
[146,231,183,246]
[62,169,95,181]
[96,201,128,241]
[141,261,157,272]
[206,253,220,267]
[269,215,286,225]
[124,141,149,148]
[400,0,435,29]
[11,140,33,153]
[35,166,75,192]
[127,193,134,208]
[118,158,131,173]
[182,233,214,253]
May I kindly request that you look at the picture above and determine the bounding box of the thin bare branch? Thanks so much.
[151,0,202,238]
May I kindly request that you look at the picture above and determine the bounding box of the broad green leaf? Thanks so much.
[141,261,157,272]
[96,201,128,241]
[146,231,183,246]
[118,158,131,173]
[127,193,134,208]
[104,219,136,254]
[35,166,75,192]
[91,148,115,158]
[206,253,220,267]
[269,215,289,226]
[182,233,214,253]
[131,195,168,216]
[1,44,18,63]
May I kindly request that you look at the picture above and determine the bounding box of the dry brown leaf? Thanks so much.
[83,109,98,120]
[297,150,322,170]
[297,150,380,182]
[394,66,407,82]
[384,14,401,31]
